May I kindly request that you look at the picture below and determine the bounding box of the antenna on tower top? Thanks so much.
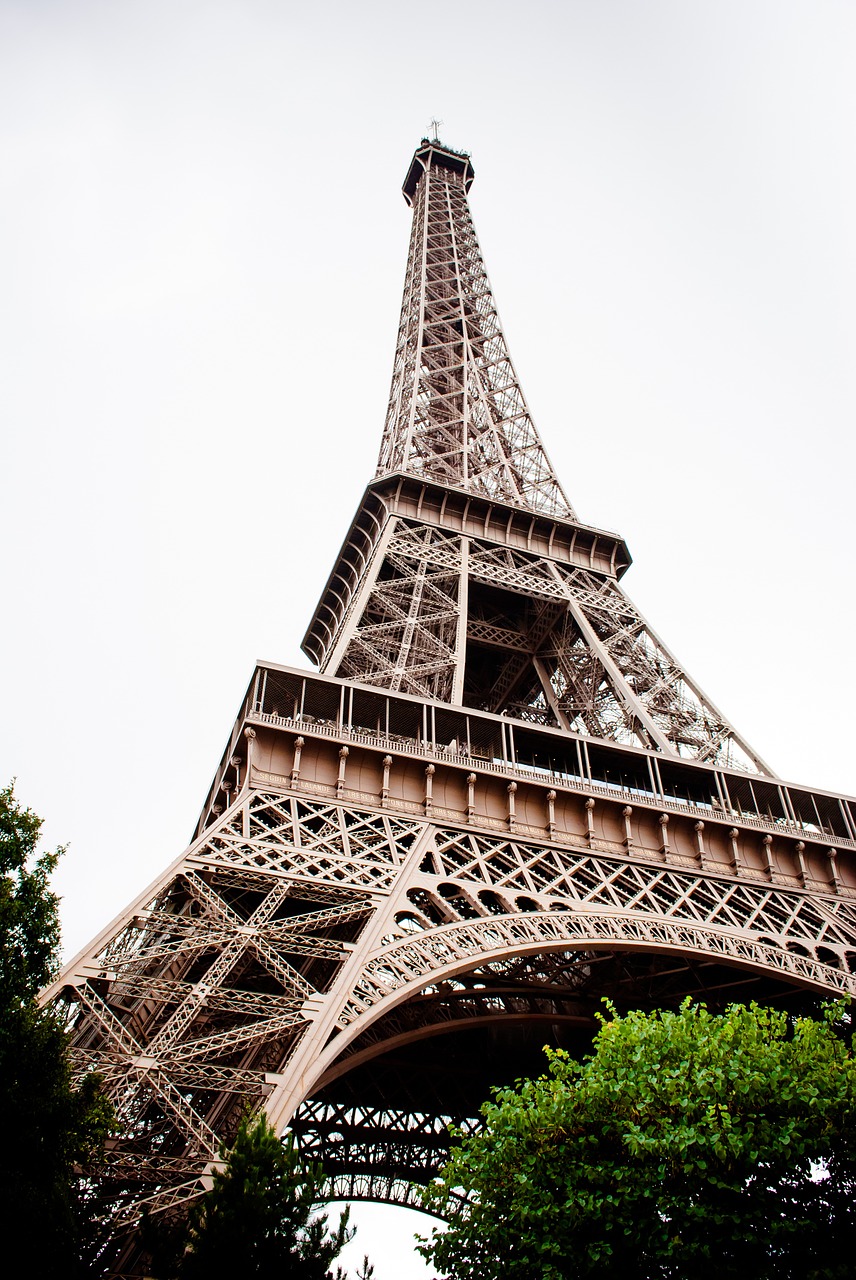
[429,117,443,142]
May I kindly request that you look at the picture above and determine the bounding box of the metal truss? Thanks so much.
[325,515,768,772]
[291,1099,477,1207]
[376,140,573,520]
[551,565,766,771]
[50,792,422,1256]
[306,139,771,771]
[335,523,464,702]
[48,762,856,1269]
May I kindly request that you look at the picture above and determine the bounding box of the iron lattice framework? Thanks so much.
[376,142,572,518]
[304,141,768,774]
[44,139,856,1276]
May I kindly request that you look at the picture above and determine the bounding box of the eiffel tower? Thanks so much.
[46,138,856,1275]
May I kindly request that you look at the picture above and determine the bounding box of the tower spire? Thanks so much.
[376,139,575,520]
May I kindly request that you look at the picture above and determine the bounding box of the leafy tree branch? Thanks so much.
[420,998,856,1280]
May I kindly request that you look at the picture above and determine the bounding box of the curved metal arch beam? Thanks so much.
[322,1174,445,1217]
[274,906,856,1124]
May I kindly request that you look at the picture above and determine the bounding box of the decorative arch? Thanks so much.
[302,905,856,1096]
[287,903,856,1212]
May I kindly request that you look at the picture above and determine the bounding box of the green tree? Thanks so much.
[0,781,113,1278]
[150,1109,357,1279]
[419,999,856,1280]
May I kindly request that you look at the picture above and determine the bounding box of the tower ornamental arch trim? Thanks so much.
[274,905,856,1118]
[340,910,856,1028]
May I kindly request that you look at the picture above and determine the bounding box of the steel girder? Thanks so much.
[324,513,768,773]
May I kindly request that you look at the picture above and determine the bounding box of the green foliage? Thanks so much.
[420,999,856,1280]
[0,781,113,1278]
[0,779,62,1005]
[149,1109,356,1279]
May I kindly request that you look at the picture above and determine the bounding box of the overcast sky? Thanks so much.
[2,2,854,1274]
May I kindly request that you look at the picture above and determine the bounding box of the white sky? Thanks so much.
[2,2,855,1274]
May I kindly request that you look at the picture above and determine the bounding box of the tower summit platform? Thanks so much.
[402,138,475,204]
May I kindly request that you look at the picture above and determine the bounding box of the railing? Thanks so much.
[251,766,791,881]
[245,710,856,854]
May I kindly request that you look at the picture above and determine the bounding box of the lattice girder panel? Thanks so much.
[291,1099,479,1206]
[414,827,856,957]
[198,793,422,893]
[46,792,427,1247]
[334,521,464,701]
[553,563,768,773]
[466,538,568,599]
